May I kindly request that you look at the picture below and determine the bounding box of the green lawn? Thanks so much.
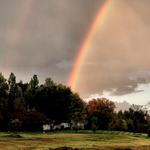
[0,131,150,150]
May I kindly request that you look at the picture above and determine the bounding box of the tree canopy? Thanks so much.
[0,72,149,133]
[0,73,85,131]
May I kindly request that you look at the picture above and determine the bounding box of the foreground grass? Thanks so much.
[0,131,150,150]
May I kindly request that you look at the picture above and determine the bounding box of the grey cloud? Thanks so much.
[0,0,103,83]
[111,84,144,96]
[75,0,150,98]
[1,0,150,100]
[56,60,73,70]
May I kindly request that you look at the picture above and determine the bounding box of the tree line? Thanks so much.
[0,72,149,133]
[85,99,149,133]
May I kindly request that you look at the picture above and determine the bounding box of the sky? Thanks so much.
[1,0,150,105]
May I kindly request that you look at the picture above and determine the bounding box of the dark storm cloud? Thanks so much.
[0,0,103,82]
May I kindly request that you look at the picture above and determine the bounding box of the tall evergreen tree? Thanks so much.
[8,73,17,112]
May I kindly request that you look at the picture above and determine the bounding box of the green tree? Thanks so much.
[123,105,148,132]
[0,73,8,111]
[44,78,54,87]
[109,113,128,131]
[35,82,85,124]
[13,97,26,112]
[91,116,98,132]
[25,75,39,110]
[30,75,39,91]
[17,81,28,97]
[8,73,17,111]
[69,93,86,126]
[8,73,17,95]
[0,73,9,130]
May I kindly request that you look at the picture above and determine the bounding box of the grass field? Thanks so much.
[0,131,150,150]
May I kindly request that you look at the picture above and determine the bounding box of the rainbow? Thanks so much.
[67,0,111,90]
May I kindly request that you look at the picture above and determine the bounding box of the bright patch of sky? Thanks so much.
[86,83,150,105]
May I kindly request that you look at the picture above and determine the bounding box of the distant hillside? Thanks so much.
[115,101,131,112]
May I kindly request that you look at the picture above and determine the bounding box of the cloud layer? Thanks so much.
[1,0,150,102]
[76,0,150,97]
[0,0,102,82]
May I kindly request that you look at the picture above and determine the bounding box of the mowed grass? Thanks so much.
[0,131,150,150]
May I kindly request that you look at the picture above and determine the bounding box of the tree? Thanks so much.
[109,113,128,131]
[35,82,85,124]
[8,73,17,95]
[86,98,115,130]
[44,78,55,87]
[21,111,47,131]
[8,73,17,112]
[0,73,9,111]
[25,75,39,109]
[17,81,28,97]
[123,105,148,133]
[91,116,98,132]
[9,118,22,132]
[29,75,39,91]
[9,110,47,131]
[69,93,85,124]
[13,97,26,112]
[0,73,8,97]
